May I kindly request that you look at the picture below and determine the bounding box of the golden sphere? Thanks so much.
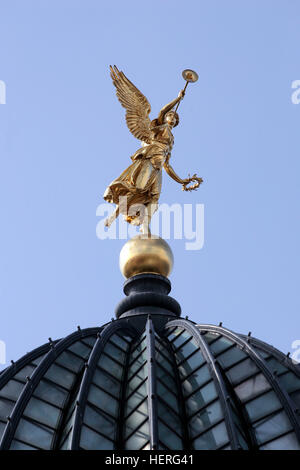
[120,235,174,279]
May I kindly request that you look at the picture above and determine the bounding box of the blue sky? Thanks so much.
[0,0,299,369]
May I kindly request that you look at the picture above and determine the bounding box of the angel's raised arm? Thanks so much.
[157,90,185,125]
[163,157,189,185]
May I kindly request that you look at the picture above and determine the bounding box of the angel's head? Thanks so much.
[164,111,179,128]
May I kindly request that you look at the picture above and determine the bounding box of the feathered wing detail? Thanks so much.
[110,65,153,144]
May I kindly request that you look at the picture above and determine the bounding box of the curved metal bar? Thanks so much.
[217,358,258,449]
[53,362,85,449]
[0,341,54,390]
[159,331,191,449]
[0,327,102,450]
[70,320,138,450]
[197,324,300,443]
[146,317,158,450]
[164,319,240,450]
[240,334,300,378]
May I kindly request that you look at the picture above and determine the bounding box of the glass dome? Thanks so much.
[0,273,299,450]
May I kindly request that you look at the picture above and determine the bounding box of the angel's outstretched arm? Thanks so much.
[164,160,203,191]
[163,158,189,185]
[157,90,185,125]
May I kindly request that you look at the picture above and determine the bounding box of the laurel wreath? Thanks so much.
[182,174,203,192]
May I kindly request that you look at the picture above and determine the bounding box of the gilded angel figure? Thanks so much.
[103,65,202,234]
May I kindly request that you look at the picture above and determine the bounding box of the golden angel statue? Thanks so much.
[103,65,203,234]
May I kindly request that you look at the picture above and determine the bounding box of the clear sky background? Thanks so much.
[0,0,299,369]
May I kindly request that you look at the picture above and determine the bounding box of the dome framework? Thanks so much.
[0,274,300,451]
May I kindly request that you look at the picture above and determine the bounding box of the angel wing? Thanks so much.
[110,65,152,144]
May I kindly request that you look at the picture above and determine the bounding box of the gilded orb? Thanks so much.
[119,235,174,279]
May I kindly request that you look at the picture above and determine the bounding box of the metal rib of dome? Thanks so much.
[0,274,299,450]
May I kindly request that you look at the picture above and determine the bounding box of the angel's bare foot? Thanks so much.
[105,216,113,227]
[105,207,119,227]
